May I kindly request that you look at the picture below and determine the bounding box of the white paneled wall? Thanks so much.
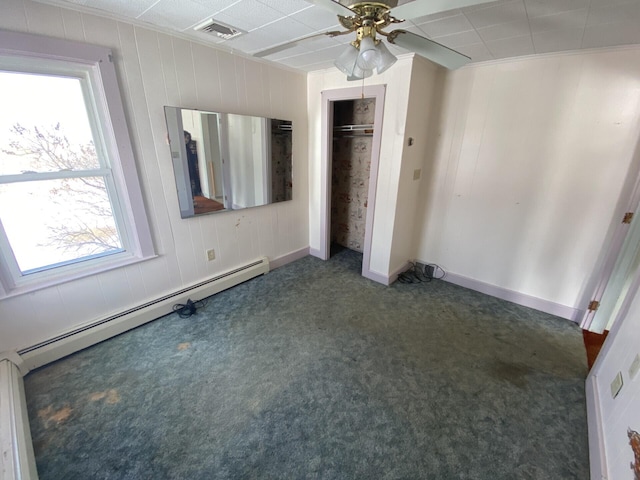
[414,48,640,312]
[0,0,308,353]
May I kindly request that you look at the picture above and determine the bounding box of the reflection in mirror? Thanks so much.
[164,107,293,218]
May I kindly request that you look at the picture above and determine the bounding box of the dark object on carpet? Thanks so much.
[24,249,589,479]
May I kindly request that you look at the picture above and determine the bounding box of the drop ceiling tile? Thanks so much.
[586,1,640,27]
[455,42,494,62]
[290,5,342,31]
[582,19,640,48]
[461,0,517,13]
[463,0,528,29]
[405,8,463,25]
[62,0,160,18]
[263,43,312,61]
[281,53,326,68]
[524,0,589,18]
[528,8,588,34]
[139,0,228,32]
[415,14,475,37]
[251,16,317,45]
[532,27,584,53]
[485,34,534,58]
[431,29,483,48]
[256,0,309,15]
[182,0,236,14]
[477,19,531,41]
[210,0,286,32]
[223,28,273,54]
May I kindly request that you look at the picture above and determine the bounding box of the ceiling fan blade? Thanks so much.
[254,30,349,58]
[304,0,355,16]
[387,30,470,69]
[392,0,497,20]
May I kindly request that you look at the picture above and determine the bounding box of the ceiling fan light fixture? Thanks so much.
[374,40,397,74]
[356,35,379,70]
[347,63,373,81]
[335,43,359,76]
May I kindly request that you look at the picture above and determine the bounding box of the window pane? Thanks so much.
[0,72,100,175]
[0,177,123,273]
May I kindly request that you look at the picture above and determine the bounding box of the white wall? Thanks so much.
[390,57,444,274]
[307,56,414,277]
[0,0,308,353]
[589,271,640,479]
[413,47,640,314]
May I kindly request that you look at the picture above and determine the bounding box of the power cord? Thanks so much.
[398,262,446,284]
[172,298,206,318]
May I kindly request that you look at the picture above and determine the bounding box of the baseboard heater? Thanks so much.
[18,257,269,371]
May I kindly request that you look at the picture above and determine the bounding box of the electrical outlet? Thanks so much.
[206,249,215,261]
[630,354,640,380]
[610,372,623,399]
[413,169,421,180]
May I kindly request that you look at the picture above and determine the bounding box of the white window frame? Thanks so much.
[0,30,155,299]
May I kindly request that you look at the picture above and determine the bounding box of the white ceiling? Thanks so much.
[35,0,640,72]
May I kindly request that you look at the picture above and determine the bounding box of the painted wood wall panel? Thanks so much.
[414,48,640,310]
[590,277,640,479]
[0,0,308,353]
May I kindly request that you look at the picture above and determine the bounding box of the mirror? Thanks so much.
[164,106,293,218]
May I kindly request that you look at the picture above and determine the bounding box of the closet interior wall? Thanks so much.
[330,98,376,253]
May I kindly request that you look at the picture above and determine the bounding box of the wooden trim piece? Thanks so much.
[443,272,582,322]
[269,247,310,270]
[0,359,38,480]
[586,374,608,479]
[320,85,386,279]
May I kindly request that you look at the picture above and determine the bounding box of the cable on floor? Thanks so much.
[398,262,446,284]
[172,298,207,318]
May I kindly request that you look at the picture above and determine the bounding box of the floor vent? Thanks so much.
[194,19,244,39]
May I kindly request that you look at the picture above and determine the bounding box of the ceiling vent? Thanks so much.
[194,19,244,40]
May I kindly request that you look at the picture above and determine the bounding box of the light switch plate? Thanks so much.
[610,372,623,399]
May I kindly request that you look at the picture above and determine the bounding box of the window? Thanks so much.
[0,31,155,298]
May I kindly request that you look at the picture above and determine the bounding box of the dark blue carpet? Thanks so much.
[24,249,589,479]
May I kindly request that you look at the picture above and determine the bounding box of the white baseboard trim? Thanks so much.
[17,257,269,371]
[0,359,38,480]
[270,247,309,270]
[309,247,323,259]
[586,374,607,479]
[362,262,410,286]
[443,272,581,322]
[362,268,390,285]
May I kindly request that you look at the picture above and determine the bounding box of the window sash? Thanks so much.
[0,30,156,298]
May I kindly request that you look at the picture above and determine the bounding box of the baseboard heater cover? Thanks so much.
[18,257,269,371]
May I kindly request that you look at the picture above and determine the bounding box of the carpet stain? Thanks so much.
[106,389,120,404]
[38,405,72,427]
[178,342,191,351]
[89,389,120,404]
[490,360,533,388]
[89,391,107,402]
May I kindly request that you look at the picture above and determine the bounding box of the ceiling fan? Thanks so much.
[254,0,495,79]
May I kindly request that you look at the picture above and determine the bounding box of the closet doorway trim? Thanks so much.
[320,85,386,282]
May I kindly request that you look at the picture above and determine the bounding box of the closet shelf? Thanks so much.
[333,124,374,137]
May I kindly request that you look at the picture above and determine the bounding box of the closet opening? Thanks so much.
[330,98,376,263]
[319,85,386,282]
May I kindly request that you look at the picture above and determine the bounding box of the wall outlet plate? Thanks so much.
[206,249,215,261]
[610,371,624,399]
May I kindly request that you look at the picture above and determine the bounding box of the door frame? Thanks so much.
[581,145,640,331]
[319,85,386,281]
